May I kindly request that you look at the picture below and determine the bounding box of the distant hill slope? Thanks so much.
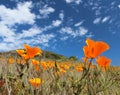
[0,50,120,68]
[0,50,69,61]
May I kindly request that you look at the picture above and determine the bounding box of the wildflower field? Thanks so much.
[0,38,120,95]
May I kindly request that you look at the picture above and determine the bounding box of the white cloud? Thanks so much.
[18,26,43,38]
[74,20,84,27]
[52,20,62,27]
[60,26,88,38]
[93,17,101,24]
[102,16,110,23]
[65,0,82,5]
[0,31,55,51]
[39,5,55,18]
[60,27,75,36]
[78,27,88,36]
[0,1,39,51]
[0,43,13,51]
[59,11,64,20]
[36,34,55,44]
[0,1,35,26]
[0,23,15,37]
[0,1,57,51]
[86,33,94,38]
[60,36,69,41]
[118,4,120,8]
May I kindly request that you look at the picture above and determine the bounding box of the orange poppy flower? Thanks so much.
[75,64,83,72]
[58,68,67,74]
[16,49,29,59]
[34,65,40,71]
[82,57,88,62]
[29,78,41,88]
[16,49,25,56]
[24,44,42,59]
[8,58,14,64]
[16,59,21,64]
[16,44,42,59]
[96,56,112,67]
[40,61,47,70]
[83,38,109,58]
[32,59,39,65]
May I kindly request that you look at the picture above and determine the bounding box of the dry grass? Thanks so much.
[0,55,120,95]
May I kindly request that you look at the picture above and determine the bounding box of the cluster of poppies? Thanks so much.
[83,38,112,67]
[15,38,112,89]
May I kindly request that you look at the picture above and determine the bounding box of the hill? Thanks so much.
[0,49,70,61]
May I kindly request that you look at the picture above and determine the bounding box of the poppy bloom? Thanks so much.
[16,59,21,64]
[82,57,88,62]
[55,68,66,77]
[83,38,109,58]
[60,68,67,74]
[29,78,41,88]
[46,60,55,68]
[24,44,42,59]
[16,49,29,59]
[32,59,40,71]
[32,59,39,65]
[75,64,83,72]
[96,56,112,67]
[16,44,42,59]
[40,61,48,70]
[16,50,25,56]
[8,58,14,64]
[34,65,40,71]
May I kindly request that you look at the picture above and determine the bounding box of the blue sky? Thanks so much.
[0,0,120,65]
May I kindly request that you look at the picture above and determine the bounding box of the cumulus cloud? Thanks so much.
[60,26,88,38]
[0,23,15,37]
[65,0,82,5]
[0,1,35,26]
[0,27,55,51]
[59,11,64,20]
[36,34,55,45]
[0,33,55,51]
[0,1,37,43]
[74,20,84,27]
[52,20,62,27]
[93,17,101,24]
[60,36,69,41]
[102,16,110,23]
[18,26,43,38]
[39,5,55,18]
[0,1,56,51]
[78,27,88,36]
[0,1,38,51]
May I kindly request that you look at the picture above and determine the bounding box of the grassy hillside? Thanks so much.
[0,49,69,61]
[0,49,120,95]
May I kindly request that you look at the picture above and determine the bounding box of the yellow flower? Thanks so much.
[40,61,48,70]
[29,78,41,88]
[8,58,14,64]
[34,65,40,71]
[32,59,39,65]
[75,64,83,72]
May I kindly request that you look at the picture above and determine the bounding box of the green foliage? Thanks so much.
[69,56,78,61]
